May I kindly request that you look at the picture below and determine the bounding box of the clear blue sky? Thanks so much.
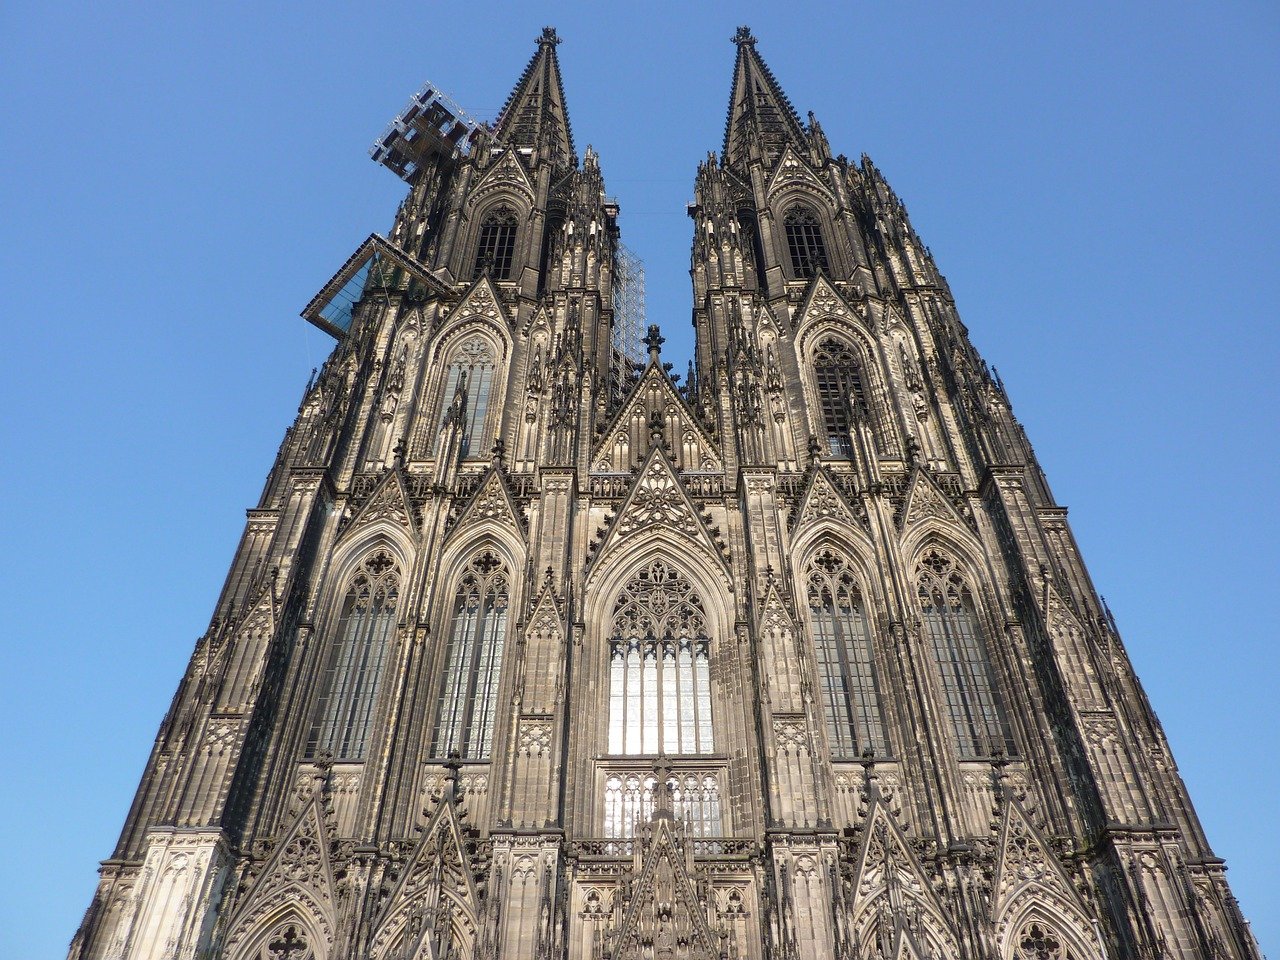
[2,2,1276,956]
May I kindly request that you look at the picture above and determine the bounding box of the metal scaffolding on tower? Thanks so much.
[613,241,645,368]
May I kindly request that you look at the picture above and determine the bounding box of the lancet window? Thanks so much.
[813,337,870,456]
[432,550,510,760]
[603,771,723,841]
[607,561,714,755]
[916,551,1015,758]
[439,336,496,457]
[472,206,518,280]
[805,549,888,757]
[784,204,829,279]
[305,551,399,761]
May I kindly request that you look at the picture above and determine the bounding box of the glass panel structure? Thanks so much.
[306,551,400,760]
[805,549,888,757]
[607,561,714,756]
[432,550,509,759]
[602,771,722,839]
[783,204,829,279]
[813,338,869,456]
[439,337,496,457]
[472,207,518,279]
[917,550,1015,758]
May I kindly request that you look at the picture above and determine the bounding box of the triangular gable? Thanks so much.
[446,275,512,334]
[343,468,417,536]
[591,363,721,473]
[609,816,722,960]
[897,467,967,532]
[368,791,481,960]
[991,795,1084,919]
[224,795,337,952]
[448,468,526,541]
[790,468,863,534]
[766,145,834,202]
[795,274,864,333]
[470,147,536,204]
[849,798,958,956]
[588,448,727,581]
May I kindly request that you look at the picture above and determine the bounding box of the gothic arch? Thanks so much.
[586,534,732,629]
[768,189,843,279]
[795,324,897,456]
[997,900,1100,960]
[423,325,509,459]
[789,522,878,590]
[226,902,331,960]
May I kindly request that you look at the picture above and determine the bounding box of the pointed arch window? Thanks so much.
[472,206,518,280]
[917,551,1015,758]
[305,550,399,760]
[805,549,888,757]
[439,337,496,457]
[608,561,714,755]
[432,550,510,760]
[784,204,829,279]
[813,337,869,456]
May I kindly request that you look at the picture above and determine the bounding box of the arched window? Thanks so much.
[432,550,510,759]
[805,549,888,757]
[916,550,1015,758]
[439,336,496,457]
[813,337,869,456]
[607,561,714,755]
[305,550,399,760]
[783,204,829,279]
[472,206,518,279]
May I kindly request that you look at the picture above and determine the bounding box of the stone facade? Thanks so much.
[69,27,1260,960]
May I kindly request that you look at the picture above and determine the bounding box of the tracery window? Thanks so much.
[813,337,869,456]
[784,204,829,279]
[432,550,509,760]
[257,924,314,960]
[1016,922,1067,960]
[305,551,399,761]
[439,337,496,457]
[603,771,722,840]
[607,561,714,755]
[472,206,518,280]
[805,550,888,757]
[917,550,1015,758]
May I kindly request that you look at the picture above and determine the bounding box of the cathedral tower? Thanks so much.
[71,28,1259,960]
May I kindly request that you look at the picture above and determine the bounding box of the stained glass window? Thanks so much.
[305,550,399,760]
[917,550,1015,758]
[607,561,714,755]
[806,549,888,757]
[432,550,509,759]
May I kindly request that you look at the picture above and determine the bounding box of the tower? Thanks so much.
[69,26,1260,960]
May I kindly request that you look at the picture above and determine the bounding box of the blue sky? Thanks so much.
[2,2,1277,956]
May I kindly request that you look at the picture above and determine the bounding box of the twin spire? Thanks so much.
[493,25,804,170]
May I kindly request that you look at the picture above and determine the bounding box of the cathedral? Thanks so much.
[70,27,1260,960]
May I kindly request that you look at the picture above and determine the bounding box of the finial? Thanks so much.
[651,755,675,818]
[643,324,664,363]
[538,26,561,47]
[732,25,756,46]
[491,437,506,466]
[444,749,463,799]
[392,436,407,468]
[807,434,822,465]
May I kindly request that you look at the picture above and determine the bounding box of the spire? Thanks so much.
[493,26,576,167]
[723,26,807,168]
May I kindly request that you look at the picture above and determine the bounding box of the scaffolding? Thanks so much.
[613,242,646,368]
[370,83,485,182]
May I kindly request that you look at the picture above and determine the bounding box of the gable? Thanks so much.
[469,148,535,204]
[767,145,834,203]
[591,364,721,473]
[790,468,865,535]
[447,468,526,543]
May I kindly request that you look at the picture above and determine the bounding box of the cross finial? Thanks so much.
[539,26,561,47]
[733,26,756,46]
[651,755,675,817]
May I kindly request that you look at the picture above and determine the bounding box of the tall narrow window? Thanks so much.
[813,337,869,456]
[306,550,400,760]
[917,550,1015,758]
[432,550,509,759]
[472,206,518,280]
[784,204,829,279]
[439,337,496,457]
[608,561,714,755]
[806,549,888,757]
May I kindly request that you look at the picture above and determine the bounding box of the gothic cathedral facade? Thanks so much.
[70,28,1259,960]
